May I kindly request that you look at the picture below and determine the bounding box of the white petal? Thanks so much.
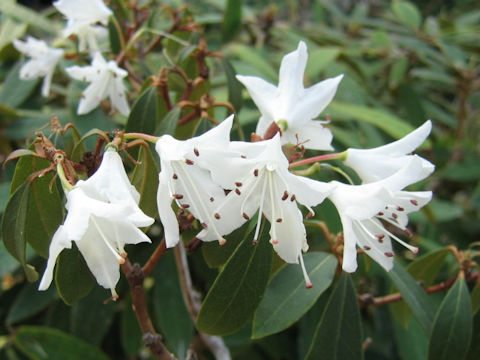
[289,74,343,126]
[338,216,358,273]
[282,120,334,150]
[236,75,277,126]
[108,78,130,115]
[277,41,308,97]
[38,225,72,290]
[354,218,394,271]
[285,171,335,208]
[157,170,180,248]
[65,65,98,82]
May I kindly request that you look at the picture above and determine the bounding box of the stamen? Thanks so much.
[253,174,268,243]
[185,159,194,165]
[410,199,418,206]
[219,238,227,245]
[268,171,279,244]
[299,255,313,288]
[194,148,199,156]
[385,252,394,257]
[368,219,418,253]
[291,194,296,202]
[110,289,119,301]
[235,188,241,195]
[376,234,385,243]
[241,155,247,159]
[181,204,190,209]
[377,212,384,216]
[201,222,208,229]
[276,218,283,223]
[172,194,183,199]
[392,213,398,219]
[210,197,214,202]
[91,216,124,264]
[363,246,371,250]
[270,239,279,245]
[173,173,178,179]
[254,169,259,177]
[214,213,221,219]
[282,191,289,201]
[243,213,250,220]
[235,182,243,187]
[397,206,404,211]
[306,212,314,219]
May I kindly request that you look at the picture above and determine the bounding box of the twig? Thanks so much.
[121,259,175,360]
[173,242,232,360]
[142,238,168,277]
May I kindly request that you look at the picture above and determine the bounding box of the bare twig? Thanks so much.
[173,242,231,360]
[121,259,175,360]
[142,238,168,277]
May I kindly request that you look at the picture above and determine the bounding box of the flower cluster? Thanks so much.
[13,0,129,115]
[38,40,434,296]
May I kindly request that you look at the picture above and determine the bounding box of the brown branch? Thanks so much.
[121,259,175,360]
[142,238,168,277]
[358,273,472,308]
[173,242,231,360]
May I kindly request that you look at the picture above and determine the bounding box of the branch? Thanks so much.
[142,238,168,277]
[121,259,175,360]
[173,242,231,360]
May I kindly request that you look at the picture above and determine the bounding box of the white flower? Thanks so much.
[236,41,343,150]
[345,120,433,183]
[39,149,154,298]
[66,52,130,115]
[54,0,112,52]
[200,134,335,286]
[328,157,434,273]
[12,37,64,97]
[155,116,235,249]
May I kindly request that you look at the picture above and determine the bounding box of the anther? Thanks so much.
[194,148,199,156]
[392,213,398,219]
[172,194,183,199]
[282,191,289,201]
[241,155,247,159]
[404,229,413,237]
[254,169,259,177]
[214,213,221,219]
[201,222,208,229]
[173,173,178,179]
[185,159,194,165]
[384,252,394,257]
[235,188,241,195]
[363,246,371,251]
[290,194,296,202]
[271,239,279,245]
[181,204,190,209]
[219,238,227,245]
[306,212,314,219]
[276,218,283,223]
[410,199,418,206]
[242,213,250,220]
[210,197,214,202]
[252,239,258,245]
[377,212,384,216]
[376,234,385,243]
[235,182,243,187]
[397,206,404,211]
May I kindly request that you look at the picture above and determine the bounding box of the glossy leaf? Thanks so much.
[196,223,272,335]
[428,277,472,360]
[156,106,181,136]
[121,295,143,356]
[130,145,159,219]
[388,262,435,334]
[393,317,428,360]
[0,18,26,53]
[466,310,480,360]
[6,282,57,325]
[202,221,254,268]
[252,252,337,338]
[306,47,341,78]
[305,273,363,360]
[153,251,193,359]
[0,61,39,108]
[70,287,117,346]
[54,245,95,305]
[222,0,242,42]
[471,284,480,315]
[13,326,109,360]
[392,1,422,29]
[126,86,160,135]
[222,57,243,112]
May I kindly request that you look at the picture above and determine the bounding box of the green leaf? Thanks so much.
[6,282,57,325]
[428,277,472,360]
[389,56,408,89]
[153,251,193,359]
[222,57,243,112]
[466,310,480,360]
[54,245,95,305]
[389,262,436,334]
[391,248,450,327]
[252,252,337,339]
[0,61,39,108]
[130,145,159,219]
[393,316,428,360]
[229,44,277,81]
[222,0,242,42]
[202,221,254,268]
[329,102,417,141]
[196,223,272,335]
[392,1,422,29]
[471,284,480,315]
[126,86,160,135]
[121,295,143,356]
[0,1,56,33]
[70,287,117,346]
[107,19,121,55]
[305,273,363,360]
[306,47,341,78]
[156,107,181,136]
[13,326,109,360]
